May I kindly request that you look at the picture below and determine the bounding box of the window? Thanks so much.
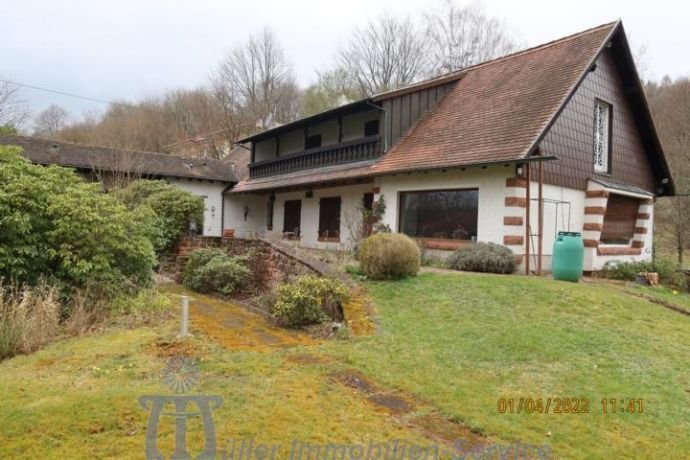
[593,99,612,173]
[318,196,341,241]
[305,134,322,150]
[283,200,302,236]
[364,119,379,137]
[600,194,639,245]
[399,189,478,240]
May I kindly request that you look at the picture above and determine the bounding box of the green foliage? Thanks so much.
[0,125,18,135]
[182,248,252,296]
[300,69,362,117]
[272,275,349,327]
[604,258,687,291]
[0,146,156,296]
[358,233,421,279]
[446,242,516,274]
[114,180,204,254]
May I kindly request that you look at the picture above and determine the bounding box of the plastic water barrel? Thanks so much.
[552,231,584,282]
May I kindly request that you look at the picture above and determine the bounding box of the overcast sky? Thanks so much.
[2,0,688,122]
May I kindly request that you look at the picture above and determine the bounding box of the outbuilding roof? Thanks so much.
[0,134,237,182]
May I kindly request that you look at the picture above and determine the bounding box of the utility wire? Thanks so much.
[0,77,138,109]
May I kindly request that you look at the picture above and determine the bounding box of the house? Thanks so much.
[2,20,674,273]
[0,134,238,237]
[224,20,674,272]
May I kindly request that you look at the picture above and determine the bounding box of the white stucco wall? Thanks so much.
[223,193,268,238]
[278,130,304,156]
[308,120,339,146]
[165,178,227,237]
[265,183,374,249]
[342,110,380,141]
[523,182,586,271]
[376,166,513,245]
[254,138,276,162]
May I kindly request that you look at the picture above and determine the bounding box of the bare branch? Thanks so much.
[424,0,516,75]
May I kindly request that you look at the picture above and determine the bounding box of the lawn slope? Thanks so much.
[329,273,690,458]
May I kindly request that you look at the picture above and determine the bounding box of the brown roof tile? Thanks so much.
[0,134,236,182]
[372,21,618,174]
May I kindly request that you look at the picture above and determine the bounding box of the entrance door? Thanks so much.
[283,200,302,237]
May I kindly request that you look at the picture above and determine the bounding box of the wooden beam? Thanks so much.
[537,161,544,276]
[338,116,343,143]
[525,163,531,276]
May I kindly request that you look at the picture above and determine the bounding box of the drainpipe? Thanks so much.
[365,101,388,153]
[220,182,235,236]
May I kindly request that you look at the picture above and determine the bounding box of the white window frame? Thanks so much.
[593,99,612,174]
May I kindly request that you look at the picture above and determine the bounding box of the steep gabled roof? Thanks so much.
[372,21,620,174]
[0,134,237,183]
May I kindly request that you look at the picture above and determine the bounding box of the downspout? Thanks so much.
[365,101,388,153]
[220,182,235,236]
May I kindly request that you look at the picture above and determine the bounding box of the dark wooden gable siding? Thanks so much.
[381,82,456,149]
[539,48,656,193]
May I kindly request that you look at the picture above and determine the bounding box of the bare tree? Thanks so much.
[33,104,70,137]
[0,79,29,130]
[88,149,146,192]
[211,28,299,134]
[337,16,428,96]
[424,0,516,75]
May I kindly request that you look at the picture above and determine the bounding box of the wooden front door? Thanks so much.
[283,200,302,236]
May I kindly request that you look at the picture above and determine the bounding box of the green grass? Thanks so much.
[1,273,689,459]
[326,273,690,459]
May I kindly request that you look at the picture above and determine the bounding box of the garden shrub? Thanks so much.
[114,180,204,254]
[604,258,686,291]
[447,242,516,274]
[272,275,349,327]
[0,146,156,297]
[182,249,252,296]
[358,233,421,279]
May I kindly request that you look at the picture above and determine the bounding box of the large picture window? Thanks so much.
[593,99,612,173]
[600,194,639,245]
[399,189,478,240]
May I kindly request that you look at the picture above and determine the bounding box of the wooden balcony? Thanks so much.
[249,135,381,178]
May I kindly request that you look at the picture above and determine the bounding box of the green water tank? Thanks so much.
[552,231,584,282]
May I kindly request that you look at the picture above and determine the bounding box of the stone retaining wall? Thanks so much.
[174,236,349,290]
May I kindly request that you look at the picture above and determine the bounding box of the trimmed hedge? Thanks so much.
[358,233,421,279]
[447,242,516,274]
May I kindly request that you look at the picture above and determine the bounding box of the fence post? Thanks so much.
[180,296,189,337]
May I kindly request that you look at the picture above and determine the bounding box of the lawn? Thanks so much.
[329,273,690,458]
[1,273,688,459]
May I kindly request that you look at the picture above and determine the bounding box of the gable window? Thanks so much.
[600,194,639,245]
[283,200,302,237]
[399,189,479,240]
[364,119,379,137]
[318,196,341,241]
[305,134,322,150]
[593,99,612,173]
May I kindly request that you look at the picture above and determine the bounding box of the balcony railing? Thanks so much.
[249,135,381,178]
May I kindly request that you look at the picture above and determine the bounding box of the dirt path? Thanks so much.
[160,284,317,350]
